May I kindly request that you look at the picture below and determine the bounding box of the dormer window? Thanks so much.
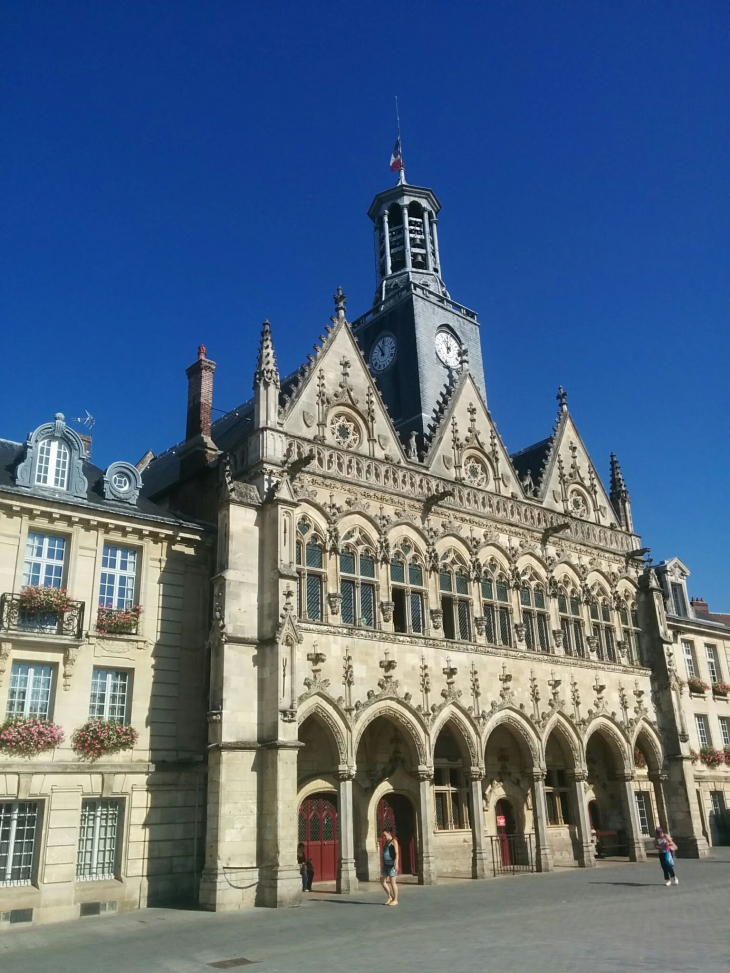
[35,439,70,489]
[671,583,688,617]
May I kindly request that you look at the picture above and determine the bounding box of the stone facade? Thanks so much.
[1,173,727,925]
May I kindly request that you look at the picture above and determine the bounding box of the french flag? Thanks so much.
[390,136,404,172]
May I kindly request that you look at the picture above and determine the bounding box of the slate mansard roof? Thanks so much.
[0,437,208,531]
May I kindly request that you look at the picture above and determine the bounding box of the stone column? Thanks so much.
[259,742,304,906]
[336,771,358,894]
[401,203,412,270]
[649,772,669,832]
[422,210,433,271]
[468,771,490,879]
[531,771,554,873]
[417,769,437,885]
[567,770,595,867]
[382,210,391,276]
[618,773,647,862]
[430,217,440,271]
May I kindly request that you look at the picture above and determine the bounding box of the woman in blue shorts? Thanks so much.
[380,828,399,906]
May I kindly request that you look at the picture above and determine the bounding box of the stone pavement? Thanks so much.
[3,853,730,973]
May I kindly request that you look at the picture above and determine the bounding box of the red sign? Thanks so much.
[496,815,506,827]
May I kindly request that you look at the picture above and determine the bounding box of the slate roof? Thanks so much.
[509,437,552,484]
[0,438,209,530]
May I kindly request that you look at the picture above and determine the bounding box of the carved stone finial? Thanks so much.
[556,386,568,413]
[253,320,280,390]
[333,286,347,320]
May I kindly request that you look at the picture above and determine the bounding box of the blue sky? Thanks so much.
[2,1,728,605]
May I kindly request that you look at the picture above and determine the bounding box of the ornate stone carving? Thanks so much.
[0,641,13,687]
[440,657,461,702]
[327,592,342,616]
[429,608,443,631]
[62,644,81,690]
[380,600,394,623]
[473,615,486,637]
[498,663,515,706]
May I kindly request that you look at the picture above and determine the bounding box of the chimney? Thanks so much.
[78,433,93,461]
[691,597,709,617]
[186,345,216,441]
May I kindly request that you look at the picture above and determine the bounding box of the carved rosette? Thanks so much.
[429,609,444,631]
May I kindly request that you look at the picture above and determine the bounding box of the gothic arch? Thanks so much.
[386,523,430,554]
[515,552,550,578]
[482,708,541,769]
[295,504,329,539]
[552,561,582,587]
[335,510,383,541]
[541,712,585,771]
[434,536,471,562]
[298,695,350,766]
[583,717,632,776]
[586,569,613,593]
[430,703,482,769]
[353,699,428,767]
[478,542,512,568]
[632,719,664,774]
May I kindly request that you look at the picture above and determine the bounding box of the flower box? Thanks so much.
[0,716,64,757]
[18,585,73,614]
[96,604,143,635]
[699,746,726,769]
[72,719,138,760]
[712,681,730,698]
[686,677,710,695]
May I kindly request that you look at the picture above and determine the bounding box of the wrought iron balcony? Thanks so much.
[0,592,85,639]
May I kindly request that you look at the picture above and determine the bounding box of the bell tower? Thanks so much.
[352,175,486,448]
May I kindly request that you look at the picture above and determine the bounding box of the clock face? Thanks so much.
[370,333,397,372]
[435,330,461,368]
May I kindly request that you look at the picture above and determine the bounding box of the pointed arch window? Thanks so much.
[340,545,377,628]
[433,728,470,831]
[589,594,617,662]
[439,553,471,641]
[390,540,426,634]
[520,580,549,652]
[619,599,641,665]
[558,587,585,657]
[295,520,325,621]
[481,570,512,646]
[35,439,70,489]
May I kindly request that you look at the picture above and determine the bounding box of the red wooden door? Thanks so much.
[495,799,515,867]
[377,794,417,875]
[298,794,338,883]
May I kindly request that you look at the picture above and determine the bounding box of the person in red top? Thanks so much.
[654,827,678,886]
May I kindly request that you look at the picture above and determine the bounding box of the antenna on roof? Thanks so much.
[73,411,95,460]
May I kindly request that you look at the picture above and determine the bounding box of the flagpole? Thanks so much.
[395,95,405,185]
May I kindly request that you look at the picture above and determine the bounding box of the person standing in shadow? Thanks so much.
[297,842,314,892]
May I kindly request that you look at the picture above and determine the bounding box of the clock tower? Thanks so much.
[351,176,486,448]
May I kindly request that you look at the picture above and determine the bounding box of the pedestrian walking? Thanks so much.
[654,827,679,886]
[297,842,314,892]
[380,828,399,906]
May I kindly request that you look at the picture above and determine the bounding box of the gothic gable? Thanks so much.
[538,412,616,527]
[422,371,522,499]
[280,316,406,464]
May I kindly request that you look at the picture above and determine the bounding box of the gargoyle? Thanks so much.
[422,488,454,522]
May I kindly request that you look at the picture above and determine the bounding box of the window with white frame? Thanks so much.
[6,663,53,719]
[439,553,471,641]
[76,799,120,880]
[433,729,470,831]
[589,593,617,662]
[89,668,130,723]
[558,587,585,658]
[718,717,730,748]
[99,545,137,608]
[295,520,325,621]
[481,570,512,646]
[695,714,711,748]
[682,641,697,678]
[520,580,549,652]
[23,532,66,588]
[35,438,70,489]
[390,540,426,635]
[705,644,721,684]
[339,537,377,628]
[635,791,653,837]
[670,582,688,617]
[0,801,40,886]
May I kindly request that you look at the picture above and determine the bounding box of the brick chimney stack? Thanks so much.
[186,345,216,441]
[690,597,709,617]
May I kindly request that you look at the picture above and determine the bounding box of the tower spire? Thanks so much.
[609,452,633,532]
[253,320,280,430]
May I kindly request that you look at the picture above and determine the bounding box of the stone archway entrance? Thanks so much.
[298,793,338,883]
[377,794,417,875]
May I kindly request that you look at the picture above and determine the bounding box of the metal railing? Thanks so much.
[490,833,535,876]
[594,830,629,858]
[0,592,85,639]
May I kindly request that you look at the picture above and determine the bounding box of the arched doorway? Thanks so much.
[495,798,517,866]
[298,793,338,883]
[586,730,630,858]
[377,794,417,875]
